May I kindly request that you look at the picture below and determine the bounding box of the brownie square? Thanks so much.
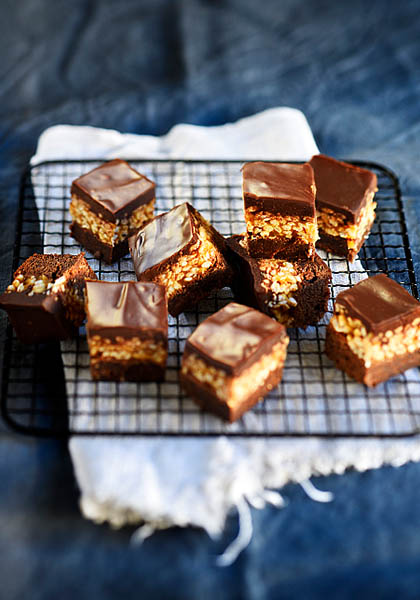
[129,202,232,317]
[325,274,420,386]
[70,159,155,263]
[0,252,96,344]
[180,302,289,422]
[85,281,168,382]
[227,235,331,329]
[309,154,378,261]
[243,161,317,260]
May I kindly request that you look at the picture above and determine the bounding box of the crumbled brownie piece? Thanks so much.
[325,274,420,386]
[129,202,232,317]
[309,154,377,261]
[85,281,168,382]
[243,161,318,260]
[227,234,331,328]
[0,252,96,343]
[180,302,289,422]
[70,159,155,263]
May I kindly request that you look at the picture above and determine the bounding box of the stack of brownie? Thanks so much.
[2,155,420,425]
[228,161,332,329]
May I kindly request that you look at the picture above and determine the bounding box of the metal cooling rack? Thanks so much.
[2,159,420,438]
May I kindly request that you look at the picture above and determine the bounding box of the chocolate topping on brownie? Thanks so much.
[242,162,316,217]
[185,302,287,375]
[335,274,420,334]
[310,154,377,222]
[129,203,196,275]
[85,280,167,340]
[71,159,155,221]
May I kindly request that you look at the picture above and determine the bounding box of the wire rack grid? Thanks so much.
[2,158,420,438]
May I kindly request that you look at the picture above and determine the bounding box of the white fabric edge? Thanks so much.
[70,434,420,536]
[30,107,319,163]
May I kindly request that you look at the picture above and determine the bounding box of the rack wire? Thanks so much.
[2,159,420,437]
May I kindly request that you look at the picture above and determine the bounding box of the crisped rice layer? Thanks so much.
[245,209,318,246]
[258,259,302,323]
[152,218,222,300]
[329,305,420,368]
[317,193,376,250]
[89,335,167,364]
[70,195,155,246]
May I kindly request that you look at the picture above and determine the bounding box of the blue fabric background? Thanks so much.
[1,1,420,598]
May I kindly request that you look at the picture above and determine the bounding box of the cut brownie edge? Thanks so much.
[316,196,376,262]
[180,303,288,421]
[181,340,287,422]
[90,359,165,382]
[71,221,129,263]
[167,266,231,317]
[316,232,349,258]
[326,276,420,386]
[246,236,316,261]
[85,281,168,383]
[325,328,420,387]
[181,366,283,422]
[0,252,95,343]
[130,203,232,316]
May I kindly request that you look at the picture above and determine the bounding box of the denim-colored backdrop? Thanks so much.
[1,1,420,598]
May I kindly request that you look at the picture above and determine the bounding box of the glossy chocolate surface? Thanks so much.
[0,291,76,343]
[243,162,316,217]
[310,154,377,221]
[129,202,195,275]
[185,302,286,374]
[71,159,155,220]
[336,274,420,334]
[86,280,167,339]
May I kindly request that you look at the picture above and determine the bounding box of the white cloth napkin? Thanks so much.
[31,108,420,550]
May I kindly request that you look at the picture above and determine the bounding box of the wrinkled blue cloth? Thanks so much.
[1,1,420,598]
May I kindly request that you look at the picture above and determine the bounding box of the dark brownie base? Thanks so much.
[317,224,373,262]
[90,359,165,382]
[180,366,283,422]
[70,222,129,264]
[1,294,77,344]
[317,232,349,258]
[325,327,420,387]
[247,236,314,260]
[168,262,232,317]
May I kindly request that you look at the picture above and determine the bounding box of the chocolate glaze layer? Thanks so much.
[85,280,168,341]
[71,159,155,222]
[129,202,195,275]
[310,154,377,222]
[242,162,316,217]
[335,274,420,334]
[185,302,287,375]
